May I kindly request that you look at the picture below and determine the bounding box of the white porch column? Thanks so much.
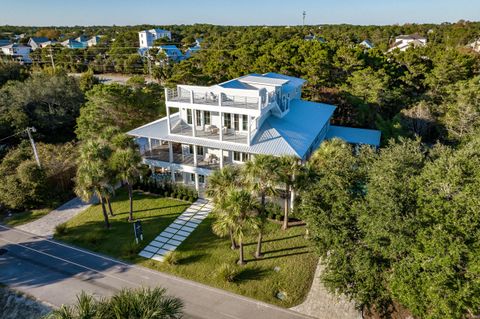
[247,116,252,146]
[192,109,197,137]
[193,145,198,166]
[166,106,171,133]
[220,149,224,168]
[219,112,223,141]
[194,173,199,191]
[168,141,173,163]
[148,138,152,151]
[171,167,175,182]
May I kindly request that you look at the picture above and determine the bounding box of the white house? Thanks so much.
[28,37,50,51]
[388,34,427,52]
[0,43,31,63]
[87,36,102,47]
[466,38,480,53]
[128,73,381,192]
[138,29,172,49]
[360,39,374,49]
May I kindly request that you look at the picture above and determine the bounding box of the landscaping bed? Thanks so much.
[0,208,52,227]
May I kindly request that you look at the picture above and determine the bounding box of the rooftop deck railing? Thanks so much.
[166,87,270,110]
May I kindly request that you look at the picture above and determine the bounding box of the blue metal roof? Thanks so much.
[326,125,381,147]
[264,99,335,158]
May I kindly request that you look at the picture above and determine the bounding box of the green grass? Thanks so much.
[56,190,318,308]
[0,208,52,227]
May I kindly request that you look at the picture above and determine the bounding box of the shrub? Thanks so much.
[275,214,282,221]
[85,231,103,245]
[163,251,179,265]
[268,212,274,219]
[176,193,182,200]
[216,263,240,283]
[183,195,189,201]
[188,196,194,203]
[122,241,141,258]
[165,192,170,198]
[54,222,68,236]
[171,192,176,198]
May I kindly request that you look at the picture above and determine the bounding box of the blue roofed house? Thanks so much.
[61,38,88,49]
[158,45,185,62]
[359,39,374,49]
[127,73,381,192]
[28,37,50,50]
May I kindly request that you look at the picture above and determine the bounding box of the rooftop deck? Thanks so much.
[166,87,265,110]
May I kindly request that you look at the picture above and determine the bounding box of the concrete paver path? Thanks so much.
[17,197,94,238]
[291,261,361,319]
[139,198,212,261]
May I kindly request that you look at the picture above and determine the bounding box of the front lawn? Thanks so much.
[56,190,318,308]
[0,208,52,227]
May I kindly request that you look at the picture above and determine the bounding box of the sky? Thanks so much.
[0,0,478,26]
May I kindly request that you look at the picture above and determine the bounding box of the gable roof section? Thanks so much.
[29,37,49,44]
[258,99,336,158]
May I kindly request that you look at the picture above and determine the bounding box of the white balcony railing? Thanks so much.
[165,87,269,110]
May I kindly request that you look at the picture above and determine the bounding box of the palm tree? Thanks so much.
[244,154,277,258]
[206,165,243,249]
[275,155,303,230]
[111,146,143,221]
[47,287,183,319]
[75,140,113,229]
[215,189,260,265]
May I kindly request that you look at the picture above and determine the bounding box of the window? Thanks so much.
[204,111,211,125]
[187,109,192,124]
[242,115,248,131]
[233,151,241,161]
[224,113,231,129]
[233,151,249,162]
[196,110,202,126]
[191,173,195,182]
[198,174,205,183]
[188,145,194,154]
[234,114,239,131]
[197,146,204,156]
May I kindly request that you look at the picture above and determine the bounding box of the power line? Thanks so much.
[0,130,26,143]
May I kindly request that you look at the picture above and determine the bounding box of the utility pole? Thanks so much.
[26,127,41,168]
[303,11,306,26]
[49,46,55,69]
[147,51,152,78]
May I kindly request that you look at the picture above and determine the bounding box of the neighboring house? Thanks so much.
[61,39,88,49]
[388,34,427,52]
[304,34,326,43]
[39,40,56,48]
[86,36,102,47]
[0,43,31,63]
[359,39,374,49]
[74,35,89,43]
[28,37,50,50]
[466,38,480,53]
[158,45,185,62]
[0,39,10,47]
[128,73,381,191]
[138,29,172,49]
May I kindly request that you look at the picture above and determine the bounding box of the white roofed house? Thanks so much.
[128,73,381,193]
[388,34,427,52]
[466,38,480,53]
[138,29,172,50]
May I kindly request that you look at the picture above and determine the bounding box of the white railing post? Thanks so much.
[190,90,194,104]
[247,116,251,146]
[164,87,169,101]
[192,109,197,137]
[168,142,173,163]
[219,112,223,141]
[193,145,198,167]
[220,149,224,168]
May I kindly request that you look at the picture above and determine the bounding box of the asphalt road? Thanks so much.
[0,225,313,319]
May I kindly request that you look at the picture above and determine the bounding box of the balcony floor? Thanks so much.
[170,122,248,144]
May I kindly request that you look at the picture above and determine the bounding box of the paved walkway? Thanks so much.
[17,197,94,238]
[291,261,361,319]
[0,225,312,319]
[139,198,212,262]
